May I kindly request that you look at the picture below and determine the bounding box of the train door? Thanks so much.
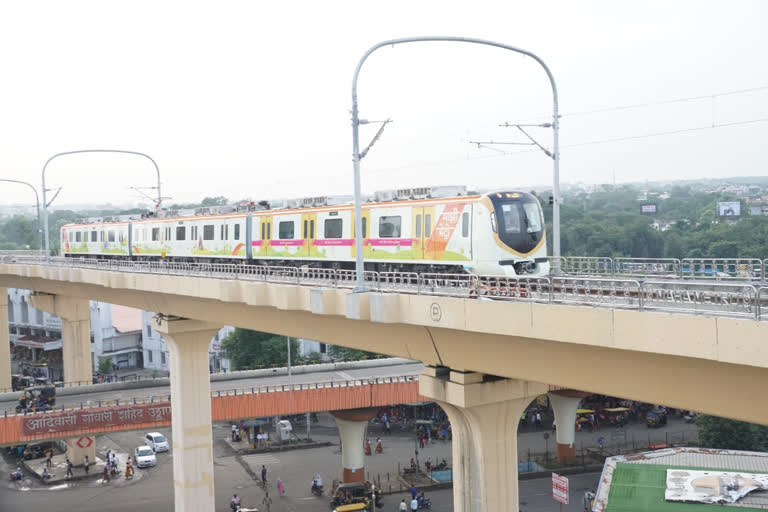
[258,216,273,257]
[422,205,436,260]
[351,209,370,258]
[301,212,317,257]
[411,207,424,259]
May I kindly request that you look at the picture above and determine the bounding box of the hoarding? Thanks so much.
[640,204,657,214]
[552,473,569,504]
[666,469,768,504]
[717,201,741,217]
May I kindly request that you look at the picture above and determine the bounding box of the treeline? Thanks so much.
[539,185,768,259]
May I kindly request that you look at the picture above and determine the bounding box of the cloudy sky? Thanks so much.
[0,1,766,208]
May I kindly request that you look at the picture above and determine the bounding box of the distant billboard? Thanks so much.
[640,204,657,214]
[717,201,741,217]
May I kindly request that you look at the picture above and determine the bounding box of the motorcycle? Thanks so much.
[10,470,23,482]
[417,493,432,509]
[311,482,324,496]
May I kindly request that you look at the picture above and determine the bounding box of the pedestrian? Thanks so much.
[66,458,73,479]
[261,464,267,486]
[385,419,391,436]
[84,455,89,474]
[232,424,238,442]
[46,449,53,468]
[410,496,419,511]
[262,491,272,512]
[277,477,285,496]
[399,498,407,511]
[410,485,417,499]
[535,411,542,430]
[552,418,557,433]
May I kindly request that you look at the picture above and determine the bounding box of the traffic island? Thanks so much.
[22,452,143,485]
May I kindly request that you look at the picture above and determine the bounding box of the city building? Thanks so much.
[6,288,231,380]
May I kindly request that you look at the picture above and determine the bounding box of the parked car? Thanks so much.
[134,446,157,468]
[145,432,170,452]
[646,408,668,428]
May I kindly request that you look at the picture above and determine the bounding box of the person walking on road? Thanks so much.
[410,496,419,511]
[535,412,542,430]
[399,499,407,511]
[262,491,272,512]
[261,465,267,486]
[83,455,89,474]
[65,458,73,479]
[277,477,285,496]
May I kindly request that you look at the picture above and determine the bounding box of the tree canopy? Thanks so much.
[221,328,300,370]
[695,414,768,451]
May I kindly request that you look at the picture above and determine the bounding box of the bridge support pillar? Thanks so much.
[330,408,377,483]
[154,315,220,512]
[0,289,10,392]
[28,293,92,386]
[548,390,590,464]
[420,367,548,512]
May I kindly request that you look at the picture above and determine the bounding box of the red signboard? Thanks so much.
[76,436,93,448]
[22,402,172,435]
[552,472,569,505]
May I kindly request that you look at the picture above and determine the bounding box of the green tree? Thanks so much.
[221,328,299,370]
[201,196,229,207]
[696,414,768,451]
[98,356,114,374]
[328,345,380,361]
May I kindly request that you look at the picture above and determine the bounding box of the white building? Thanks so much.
[6,288,231,380]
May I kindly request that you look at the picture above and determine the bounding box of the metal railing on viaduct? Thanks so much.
[0,375,422,446]
[2,254,767,320]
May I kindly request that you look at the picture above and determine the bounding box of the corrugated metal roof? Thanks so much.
[111,305,142,333]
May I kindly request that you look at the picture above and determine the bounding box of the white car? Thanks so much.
[134,446,156,468]
[145,432,170,452]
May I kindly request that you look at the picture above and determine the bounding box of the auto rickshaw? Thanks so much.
[16,385,56,413]
[575,409,595,432]
[646,409,668,428]
[603,407,630,427]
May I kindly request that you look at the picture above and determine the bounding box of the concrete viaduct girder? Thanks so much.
[1,263,768,427]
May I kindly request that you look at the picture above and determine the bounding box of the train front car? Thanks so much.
[476,191,550,277]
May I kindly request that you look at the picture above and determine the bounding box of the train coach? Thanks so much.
[61,186,549,277]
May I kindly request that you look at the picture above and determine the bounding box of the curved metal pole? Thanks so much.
[0,179,42,254]
[351,36,561,290]
[41,149,161,263]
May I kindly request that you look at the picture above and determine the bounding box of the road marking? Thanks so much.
[241,454,281,466]
[336,372,354,380]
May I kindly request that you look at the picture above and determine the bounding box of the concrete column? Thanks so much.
[28,293,92,386]
[420,367,548,512]
[154,315,220,512]
[66,436,96,465]
[330,408,377,483]
[0,289,10,392]
[548,390,589,464]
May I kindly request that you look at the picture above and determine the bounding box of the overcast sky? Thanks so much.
[0,1,766,208]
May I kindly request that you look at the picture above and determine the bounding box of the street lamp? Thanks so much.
[0,179,42,254]
[351,37,562,290]
[41,149,162,263]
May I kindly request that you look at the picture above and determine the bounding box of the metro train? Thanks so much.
[60,186,549,277]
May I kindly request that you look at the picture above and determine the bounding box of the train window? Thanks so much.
[324,219,342,239]
[90,231,97,242]
[415,215,422,238]
[522,202,542,233]
[75,232,81,242]
[425,214,432,238]
[100,231,104,242]
[379,216,401,238]
[267,223,271,239]
[303,220,308,239]
[261,223,265,240]
[501,204,521,234]
[119,232,125,244]
[109,231,116,242]
[279,221,294,239]
[176,226,186,241]
[165,227,172,241]
[203,225,214,240]
[191,226,198,241]
[220,224,228,240]
[234,224,240,240]
[310,220,315,239]
[362,217,367,238]
[68,232,73,242]
[462,212,469,237]
[151,228,159,241]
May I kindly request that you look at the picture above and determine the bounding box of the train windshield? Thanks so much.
[490,193,544,254]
